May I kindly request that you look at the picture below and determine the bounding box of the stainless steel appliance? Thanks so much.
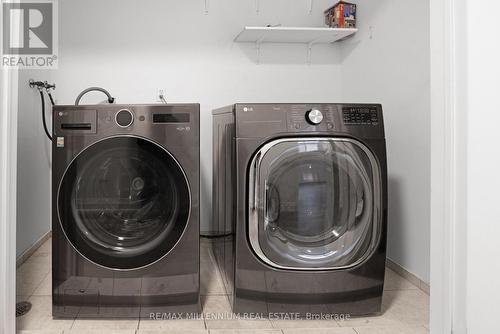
[52,104,200,318]
[212,103,387,316]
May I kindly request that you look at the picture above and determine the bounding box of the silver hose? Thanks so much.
[75,87,115,105]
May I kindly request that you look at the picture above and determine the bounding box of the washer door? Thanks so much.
[58,136,190,270]
[248,138,382,270]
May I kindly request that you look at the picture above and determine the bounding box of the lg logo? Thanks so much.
[2,2,53,54]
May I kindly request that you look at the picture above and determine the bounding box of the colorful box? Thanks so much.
[324,1,357,28]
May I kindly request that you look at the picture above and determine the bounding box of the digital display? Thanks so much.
[153,113,190,123]
[343,107,379,125]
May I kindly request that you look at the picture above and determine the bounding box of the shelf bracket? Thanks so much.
[255,36,265,64]
[204,0,209,14]
[308,0,314,14]
[369,26,375,39]
[307,39,320,64]
[307,43,313,64]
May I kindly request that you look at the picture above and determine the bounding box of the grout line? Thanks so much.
[29,269,50,298]
[269,318,279,329]
[69,312,77,330]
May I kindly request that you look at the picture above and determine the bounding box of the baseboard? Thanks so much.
[386,258,430,295]
[16,231,52,268]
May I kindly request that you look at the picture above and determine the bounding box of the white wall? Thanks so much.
[20,0,431,284]
[466,1,500,332]
[16,70,53,257]
[340,0,431,283]
[52,0,344,234]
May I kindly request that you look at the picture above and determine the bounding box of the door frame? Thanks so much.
[0,67,19,333]
[429,0,467,333]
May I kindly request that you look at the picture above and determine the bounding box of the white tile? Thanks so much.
[205,319,274,330]
[32,272,51,296]
[138,331,207,334]
[337,289,429,329]
[271,319,341,329]
[65,330,136,334]
[14,233,430,333]
[16,260,50,296]
[200,259,226,295]
[353,326,429,334]
[202,297,273,329]
[336,314,403,328]
[16,296,74,331]
[209,330,282,334]
[16,330,63,334]
[71,319,139,331]
[25,251,51,266]
[282,329,356,334]
[202,295,232,314]
[384,269,419,291]
[33,238,52,256]
[139,319,206,330]
[381,290,429,327]
[17,295,30,303]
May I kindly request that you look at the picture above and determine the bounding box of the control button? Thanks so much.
[139,115,146,121]
[306,109,324,125]
[115,109,134,128]
[294,123,301,129]
[327,122,334,130]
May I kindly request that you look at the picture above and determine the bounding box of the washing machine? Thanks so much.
[52,104,200,318]
[212,103,387,316]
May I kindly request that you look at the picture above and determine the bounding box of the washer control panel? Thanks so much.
[343,106,379,125]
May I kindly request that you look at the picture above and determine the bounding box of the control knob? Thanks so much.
[306,109,324,125]
[115,109,134,128]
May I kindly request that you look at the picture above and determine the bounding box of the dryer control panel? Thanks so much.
[342,106,379,125]
[287,104,337,132]
[233,103,384,139]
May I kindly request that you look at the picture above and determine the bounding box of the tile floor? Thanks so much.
[16,238,429,334]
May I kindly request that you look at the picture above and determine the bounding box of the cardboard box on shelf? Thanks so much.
[324,1,357,28]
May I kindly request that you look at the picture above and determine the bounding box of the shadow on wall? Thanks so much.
[387,177,406,263]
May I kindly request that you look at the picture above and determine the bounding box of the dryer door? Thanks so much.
[58,136,191,270]
[248,138,382,270]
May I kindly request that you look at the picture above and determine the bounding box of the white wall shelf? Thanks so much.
[234,26,358,63]
[235,26,357,44]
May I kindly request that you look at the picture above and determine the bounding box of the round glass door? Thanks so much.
[58,136,190,270]
[248,138,382,270]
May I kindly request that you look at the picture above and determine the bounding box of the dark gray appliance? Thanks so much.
[52,104,200,318]
[212,103,387,316]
